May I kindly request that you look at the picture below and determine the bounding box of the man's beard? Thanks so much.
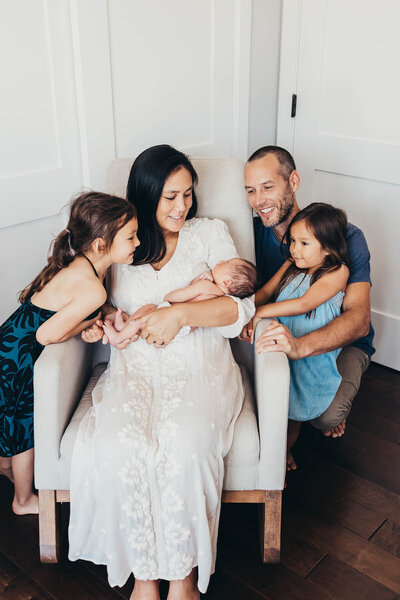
[263,184,295,229]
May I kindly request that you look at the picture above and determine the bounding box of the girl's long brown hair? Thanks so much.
[276,202,350,317]
[19,191,136,303]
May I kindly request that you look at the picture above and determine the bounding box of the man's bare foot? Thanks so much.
[130,579,160,600]
[287,450,297,471]
[322,419,346,438]
[168,569,199,600]
[12,493,39,515]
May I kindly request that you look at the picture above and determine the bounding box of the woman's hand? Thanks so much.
[132,304,157,320]
[140,305,185,346]
[81,320,109,344]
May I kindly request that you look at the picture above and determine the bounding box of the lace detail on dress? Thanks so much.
[68,217,249,592]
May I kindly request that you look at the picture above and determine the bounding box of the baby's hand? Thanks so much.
[191,270,213,283]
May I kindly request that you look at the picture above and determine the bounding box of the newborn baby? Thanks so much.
[103,258,257,346]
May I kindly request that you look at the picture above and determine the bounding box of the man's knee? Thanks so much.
[311,346,370,430]
[311,399,349,430]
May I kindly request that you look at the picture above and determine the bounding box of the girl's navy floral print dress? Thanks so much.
[0,300,55,457]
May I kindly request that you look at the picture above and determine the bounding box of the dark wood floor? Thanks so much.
[1,361,399,599]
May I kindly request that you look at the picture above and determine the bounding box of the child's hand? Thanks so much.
[82,320,106,344]
[239,321,252,343]
[239,316,261,344]
[249,315,263,343]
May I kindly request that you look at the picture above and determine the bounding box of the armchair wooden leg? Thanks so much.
[260,490,282,563]
[38,490,60,563]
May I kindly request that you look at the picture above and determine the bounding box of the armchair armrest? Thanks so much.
[34,336,93,489]
[254,318,290,490]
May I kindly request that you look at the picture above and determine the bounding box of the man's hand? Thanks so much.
[140,305,185,346]
[81,320,108,344]
[255,320,305,360]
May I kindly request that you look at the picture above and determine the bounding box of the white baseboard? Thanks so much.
[371,310,400,371]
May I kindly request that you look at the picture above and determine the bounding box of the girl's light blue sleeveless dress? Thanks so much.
[277,273,344,421]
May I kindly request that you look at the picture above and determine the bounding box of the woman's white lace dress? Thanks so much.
[68,218,255,593]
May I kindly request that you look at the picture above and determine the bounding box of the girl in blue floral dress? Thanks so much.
[243,203,350,470]
[0,191,139,514]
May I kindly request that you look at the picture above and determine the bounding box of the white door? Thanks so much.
[70,0,252,188]
[0,0,82,229]
[277,0,400,370]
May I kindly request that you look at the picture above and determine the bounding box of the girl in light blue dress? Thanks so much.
[245,203,350,469]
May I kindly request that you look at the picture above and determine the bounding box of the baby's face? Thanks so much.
[211,259,237,289]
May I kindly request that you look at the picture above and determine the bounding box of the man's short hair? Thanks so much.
[227,259,258,298]
[247,145,296,181]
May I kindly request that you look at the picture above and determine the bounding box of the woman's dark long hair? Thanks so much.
[127,144,198,265]
[277,202,350,316]
[19,192,136,303]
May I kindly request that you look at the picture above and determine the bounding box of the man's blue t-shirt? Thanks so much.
[254,217,375,357]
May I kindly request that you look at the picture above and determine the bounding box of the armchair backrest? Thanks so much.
[93,157,255,368]
[106,157,255,263]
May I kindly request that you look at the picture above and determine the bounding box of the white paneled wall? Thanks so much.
[248,0,282,153]
[2,0,283,324]
[0,1,82,229]
[277,0,400,369]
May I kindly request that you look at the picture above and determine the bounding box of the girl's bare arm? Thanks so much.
[36,282,107,345]
[255,260,291,306]
[256,264,349,319]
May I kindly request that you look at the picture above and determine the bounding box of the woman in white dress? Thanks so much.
[68,145,255,600]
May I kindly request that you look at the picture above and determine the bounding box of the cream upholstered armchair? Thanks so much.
[34,158,289,564]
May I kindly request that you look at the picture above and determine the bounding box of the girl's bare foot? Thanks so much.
[322,419,346,438]
[12,492,39,515]
[287,450,297,471]
[130,579,160,600]
[168,569,199,600]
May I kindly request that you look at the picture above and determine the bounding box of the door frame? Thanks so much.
[276,0,302,152]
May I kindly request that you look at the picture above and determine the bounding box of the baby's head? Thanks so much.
[211,258,257,298]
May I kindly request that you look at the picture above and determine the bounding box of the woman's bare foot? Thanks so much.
[322,419,346,438]
[130,579,160,600]
[12,492,39,515]
[168,569,199,600]
[287,450,297,471]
